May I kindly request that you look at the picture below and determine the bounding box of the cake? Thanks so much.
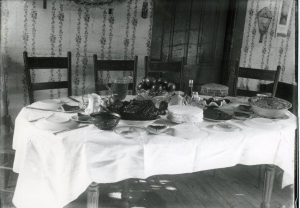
[167,105,203,123]
[200,83,229,97]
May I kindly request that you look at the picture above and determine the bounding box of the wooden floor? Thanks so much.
[1,165,294,208]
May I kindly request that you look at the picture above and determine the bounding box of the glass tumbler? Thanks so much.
[111,78,129,101]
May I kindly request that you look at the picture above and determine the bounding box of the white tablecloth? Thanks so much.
[12,98,297,208]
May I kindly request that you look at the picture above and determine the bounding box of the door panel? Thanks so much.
[151,0,230,89]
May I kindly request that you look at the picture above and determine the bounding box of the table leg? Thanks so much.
[87,182,99,208]
[260,165,275,208]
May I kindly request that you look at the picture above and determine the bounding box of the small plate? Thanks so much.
[233,111,252,120]
[71,115,92,123]
[243,117,277,129]
[114,126,147,139]
[203,117,231,122]
[207,123,241,132]
[146,124,168,134]
[60,104,81,113]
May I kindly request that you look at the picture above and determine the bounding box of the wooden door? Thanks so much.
[151,0,230,89]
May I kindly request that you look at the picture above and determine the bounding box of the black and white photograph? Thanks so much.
[0,0,298,208]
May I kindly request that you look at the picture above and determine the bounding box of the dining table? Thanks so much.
[11,95,297,208]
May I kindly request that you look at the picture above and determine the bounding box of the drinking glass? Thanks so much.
[111,78,129,101]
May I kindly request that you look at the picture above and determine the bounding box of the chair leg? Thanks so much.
[257,165,266,189]
[122,180,130,208]
[87,183,99,208]
[260,165,275,208]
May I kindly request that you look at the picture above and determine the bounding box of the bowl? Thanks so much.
[249,96,292,118]
[90,111,121,130]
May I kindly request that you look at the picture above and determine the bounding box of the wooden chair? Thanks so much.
[93,55,138,95]
[144,56,185,91]
[232,61,281,97]
[23,51,72,104]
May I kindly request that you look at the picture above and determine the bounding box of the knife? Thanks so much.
[53,124,90,135]
[26,106,61,112]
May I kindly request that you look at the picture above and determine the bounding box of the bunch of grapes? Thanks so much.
[137,77,176,96]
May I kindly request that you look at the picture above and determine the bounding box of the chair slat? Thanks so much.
[98,61,135,71]
[149,62,182,72]
[238,68,276,81]
[27,57,69,69]
[237,89,260,97]
[32,81,69,91]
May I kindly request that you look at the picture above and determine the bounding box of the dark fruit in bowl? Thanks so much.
[151,84,157,90]
[144,77,151,85]
[137,83,143,90]
[167,83,176,91]
[162,80,168,86]
[157,84,163,91]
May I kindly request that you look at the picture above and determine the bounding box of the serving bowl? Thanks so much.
[249,96,292,119]
[90,111,121,130]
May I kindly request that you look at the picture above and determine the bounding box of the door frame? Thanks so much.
[221,0,248,94]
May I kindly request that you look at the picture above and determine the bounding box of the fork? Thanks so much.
[53,124,89,135]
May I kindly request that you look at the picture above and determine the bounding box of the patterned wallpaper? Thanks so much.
[1,0,153,118]
[238,0,295,91]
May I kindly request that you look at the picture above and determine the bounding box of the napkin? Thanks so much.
[84,93,106,114]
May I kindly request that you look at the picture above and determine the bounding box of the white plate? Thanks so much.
[119,119,155,127]
[243,117,277,129]
[206,123,241,132]
[114,126,147,139]
[173,124,209,139]
[35,115,78,131]
[31,99,61,111]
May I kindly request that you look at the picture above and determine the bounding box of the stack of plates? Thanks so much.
[167,105,203,123]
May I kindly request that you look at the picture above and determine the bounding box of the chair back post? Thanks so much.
[144,56,149,77]
[23,51,34,104]
[132,56,138,95]
[179,57,185,90]
[272,66,281,97]
[233,59,240,96]
[67,51,72,96]
[93,54,98,92]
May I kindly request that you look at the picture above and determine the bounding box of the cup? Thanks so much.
[111,78,129,101]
